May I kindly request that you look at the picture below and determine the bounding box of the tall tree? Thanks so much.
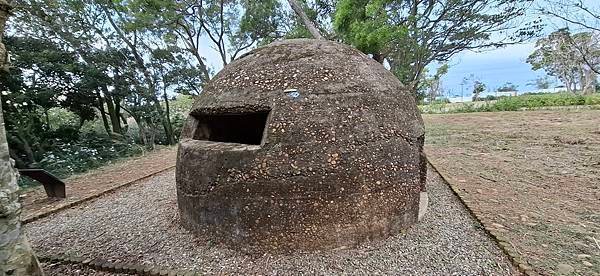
[472,81,486,101]
[528,29,598,94]
[0,36,99,166]
[419,64,449,103]
[334,0,541,90]
[540,0,600,74]
[0,0,44,275]
[129,0,285,68]
[16,0,133,137]
[99,0,177,145]
[16,0,195,145]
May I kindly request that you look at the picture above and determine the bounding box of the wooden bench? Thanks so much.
[19,169,66,198]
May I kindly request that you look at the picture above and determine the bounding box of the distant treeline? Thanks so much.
[420,93,600,114]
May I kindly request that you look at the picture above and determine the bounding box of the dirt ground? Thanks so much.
[20,147,177,221]
[424,110,600,275]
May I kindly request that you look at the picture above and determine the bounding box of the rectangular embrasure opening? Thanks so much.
[192,110,270,145]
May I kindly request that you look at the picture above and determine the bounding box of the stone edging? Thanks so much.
[39,254,198,276]
[23,165,176,224]
[427,160,539,276]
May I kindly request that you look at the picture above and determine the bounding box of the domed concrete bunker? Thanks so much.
[176,39,427,251]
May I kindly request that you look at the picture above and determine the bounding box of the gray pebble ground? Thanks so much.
[28,167,518,275]
[40,262,129,276]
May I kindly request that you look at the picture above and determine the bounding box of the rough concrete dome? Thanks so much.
[176,39,427,251]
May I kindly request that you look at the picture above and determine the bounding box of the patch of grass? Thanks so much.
[424,123,450,146]
[424,109,600,275]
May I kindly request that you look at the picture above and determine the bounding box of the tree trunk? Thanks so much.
[578,69,585,94]
[14,131,35,167]
[0,0,8,71]
[561,74,575,94]
[43,109,50,129]
[95,91,112,136]
[163,88,175,143]
[101,5,172,144]
[119,113,129,133]
[152,98,175,145]
[8,149,26,169]
[583,69,596,95]
[287,0,323,40]
[121,106,148,146]
[5,132,35,167]
[102,86,122,134]
[114,97,123,130]
[145,118,156,151]
[0,3,44,271]
[565,83,572,93]
[191,52,211,82]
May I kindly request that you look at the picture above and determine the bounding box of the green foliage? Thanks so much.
[422,93,600,114]
[168,95,195,115]
[334,0,407,58]
[238,0,285,45]
[17,0,200,146]
[1,37,96,122]
[127,0,285,66]
[418,64,449,102]
[528,29,599,94]
[455,103,477,113]
[497,82,519,92]
[47,108,79,128]
[38,134,143,177]
[472,81,486,101]
[472,95,509,102]
[0,36,100,168]
[528,76,553,90]
[6,0,288,188]
[0,35,191,186]
[430,98,451,104]
[18,132,145,187]
[334,0,540,88]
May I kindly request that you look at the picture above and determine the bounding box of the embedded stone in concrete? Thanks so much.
[176,39,427,251]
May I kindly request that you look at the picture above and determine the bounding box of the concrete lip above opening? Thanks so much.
[176,39,427,251]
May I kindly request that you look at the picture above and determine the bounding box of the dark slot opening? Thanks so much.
[192,110,270,145]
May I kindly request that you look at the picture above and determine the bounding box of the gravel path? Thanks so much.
[41,262,129,276]
[29,167,518,275]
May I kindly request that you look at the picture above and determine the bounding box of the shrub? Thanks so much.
[18,131,145,187]
[420,92,600,114]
